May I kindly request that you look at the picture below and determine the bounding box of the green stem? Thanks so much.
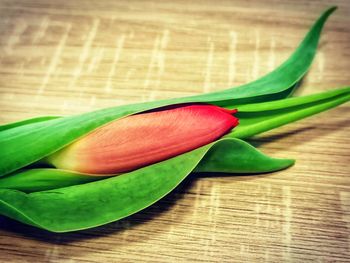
[228,87,350,139]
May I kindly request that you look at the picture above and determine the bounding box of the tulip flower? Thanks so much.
[0,7,349,233]
[46,104,239,174]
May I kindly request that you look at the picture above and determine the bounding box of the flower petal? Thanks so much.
[47,104,238,174]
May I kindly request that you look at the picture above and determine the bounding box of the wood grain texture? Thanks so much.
[0,0,349,262]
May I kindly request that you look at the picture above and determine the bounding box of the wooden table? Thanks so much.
[0,0,349,262]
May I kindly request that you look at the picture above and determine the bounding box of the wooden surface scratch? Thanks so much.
[0,0,349,262]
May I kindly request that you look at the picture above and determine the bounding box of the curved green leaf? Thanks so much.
[194,139,294,173]
[0,169,105,193]
[0,138,293,232]
[193,6,337,104]
[0,7,335,177]
[0,116,61,132]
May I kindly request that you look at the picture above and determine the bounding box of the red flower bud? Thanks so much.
[47,104,238,174]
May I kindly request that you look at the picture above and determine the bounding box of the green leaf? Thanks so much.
[193,6,337,105]
[0,169,105,193]
[229,87,350,138]
[0,138,293,193]
[0,116,60,132]
[0,138,293,232]
[0,7,336,177]
[194,139,294,173]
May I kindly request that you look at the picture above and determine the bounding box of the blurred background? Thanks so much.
[0,0,349,262]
